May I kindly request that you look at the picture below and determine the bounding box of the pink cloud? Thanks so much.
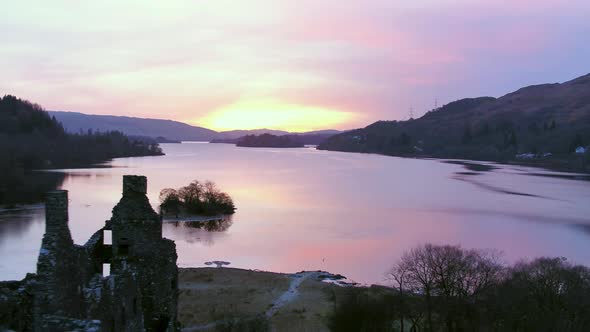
[1,0,588,126]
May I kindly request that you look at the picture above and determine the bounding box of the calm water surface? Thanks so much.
[1,143,590,283]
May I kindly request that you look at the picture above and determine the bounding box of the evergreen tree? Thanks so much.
[462,126,473,144]
[509,131,518,147]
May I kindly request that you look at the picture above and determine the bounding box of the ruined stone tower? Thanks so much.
[108,176,178,332]
[35,190,86,326]
[0,176,178,332]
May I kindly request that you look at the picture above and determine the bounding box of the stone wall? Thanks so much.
[34,190,87,329]
[0,275,35,331]
[0,176,179,332]
[110,176,178,332]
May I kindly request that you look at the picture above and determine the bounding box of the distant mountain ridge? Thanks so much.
[236,133,304,148]
[215,129,290,140]
[49,111,217,141]
[319,72,590,172]
[211,132,338,146]
[49,111,342,141]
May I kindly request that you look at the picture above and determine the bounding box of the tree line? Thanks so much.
[0,95,163,205]
[319,92,590,172]
[236,134,304,148]
[330,244,590,332]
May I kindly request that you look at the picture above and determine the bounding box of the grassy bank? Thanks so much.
[178,268,337,332]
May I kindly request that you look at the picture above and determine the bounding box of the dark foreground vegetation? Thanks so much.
[330,244,590,332]
[159,180,236,217]
[213,314,269,332]
[0,95,163,206]
[319,73,590,173]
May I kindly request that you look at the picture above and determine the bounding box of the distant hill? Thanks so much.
[296,129,342,136]
[211,132,339,145]
[49,111,218,141]
[215,129,290,140]
[213,129,342,139]
[286,133,339,145]
[50,110,342,141]
[319,73,590,172]
[236,134,304,148]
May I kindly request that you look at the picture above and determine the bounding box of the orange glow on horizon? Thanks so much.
[191,100,358,132]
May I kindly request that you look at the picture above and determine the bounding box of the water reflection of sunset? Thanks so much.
[2,144,590,283]
[4,1,588,130]
[231,186,296,207]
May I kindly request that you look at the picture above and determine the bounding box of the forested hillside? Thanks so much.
[0,95,163,205]
[49,110,218,141]
[50,111,343,141]
[319,73,590,172]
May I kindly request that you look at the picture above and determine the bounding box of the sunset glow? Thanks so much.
[2,1,590,328]
[195,100,357,132]
[0,0,589,130]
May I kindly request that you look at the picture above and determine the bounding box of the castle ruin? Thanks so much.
[0,175,178,332]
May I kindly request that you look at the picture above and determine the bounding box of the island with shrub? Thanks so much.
[159,180,236,218]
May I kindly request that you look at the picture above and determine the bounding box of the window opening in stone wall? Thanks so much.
[103,230,112,245]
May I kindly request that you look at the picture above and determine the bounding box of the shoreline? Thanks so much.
[178,267,345,331]
[0,203,44,213]
[317,147,590,176]
[163,215,227,223]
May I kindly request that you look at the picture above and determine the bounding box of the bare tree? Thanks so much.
[178,180,204,212]
[390,244,504,331]
[159,188,181,217]
[203,180,220,204]
[387,261,408,331]
[396,244,437,331]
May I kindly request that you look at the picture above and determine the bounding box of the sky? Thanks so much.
[1,0,589,132]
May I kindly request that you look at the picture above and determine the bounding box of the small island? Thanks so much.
[159,180,236,218]
[236,134,304,148]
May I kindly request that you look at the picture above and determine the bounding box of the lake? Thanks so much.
[1,143,590,283]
